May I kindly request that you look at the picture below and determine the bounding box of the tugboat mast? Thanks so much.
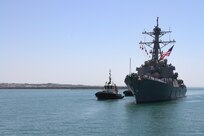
[108,69,111,84]
[139,17,176,61]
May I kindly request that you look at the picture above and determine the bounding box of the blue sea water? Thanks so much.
[0,88,204,136]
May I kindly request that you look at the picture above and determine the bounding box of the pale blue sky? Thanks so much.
[0,0,204,87]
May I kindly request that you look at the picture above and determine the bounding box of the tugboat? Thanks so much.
[125,17,187,103]
[95,70,124,100]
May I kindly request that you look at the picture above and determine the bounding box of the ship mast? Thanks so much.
[108,69,111,84]
[129,58,131,75]
[139,17,176,61]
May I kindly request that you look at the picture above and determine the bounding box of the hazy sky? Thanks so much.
[0,0,204,87]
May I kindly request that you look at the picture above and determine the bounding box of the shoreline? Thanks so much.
[0,83,127,89]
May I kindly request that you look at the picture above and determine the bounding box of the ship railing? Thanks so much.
[143,75,166,83]
[103,85,118,94]
[161,78,176,86]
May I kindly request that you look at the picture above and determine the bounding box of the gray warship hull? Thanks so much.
[125,74,187,103]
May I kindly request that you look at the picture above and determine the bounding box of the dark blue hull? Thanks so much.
[123,90,134,96]
[125,75,187,103]
[95,91,124,100]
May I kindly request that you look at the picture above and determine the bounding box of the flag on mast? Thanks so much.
[159,45,174,60]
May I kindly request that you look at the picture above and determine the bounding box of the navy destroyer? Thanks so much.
[125,18,187,103]
[95,70,124,100]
